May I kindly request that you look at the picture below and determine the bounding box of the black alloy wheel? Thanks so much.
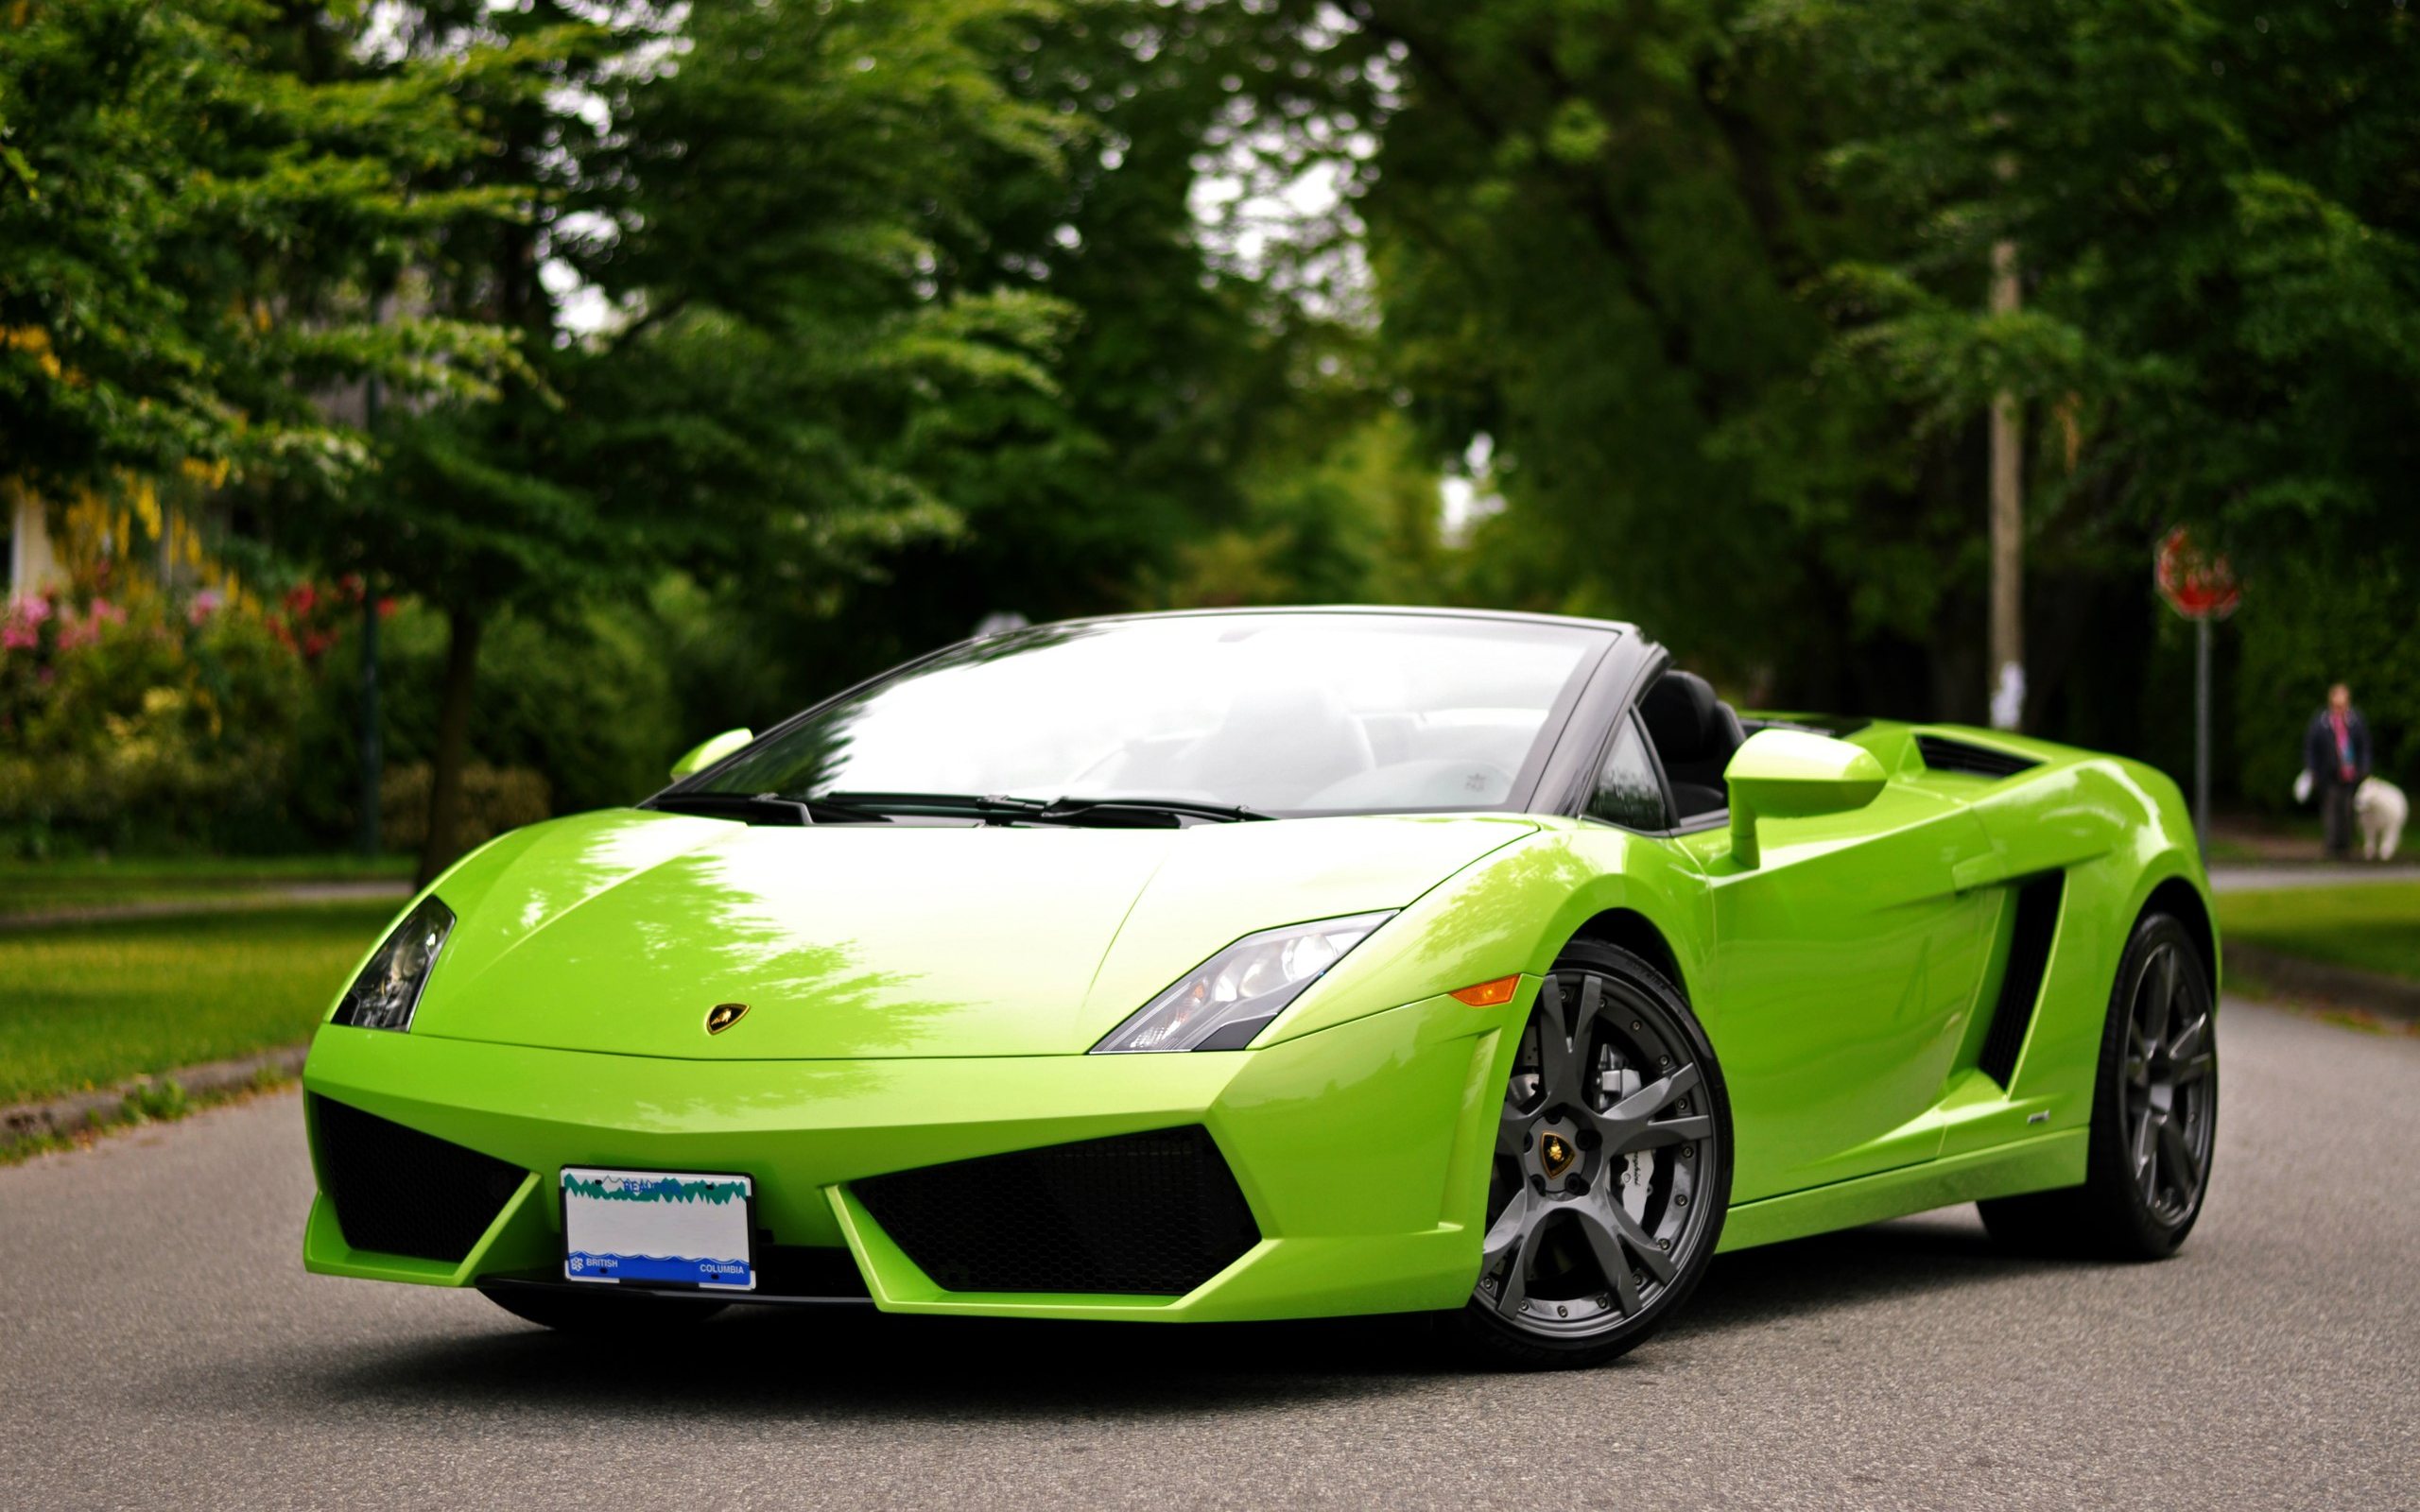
[1980,911,2218,1260]
[1453,939,1731,1369]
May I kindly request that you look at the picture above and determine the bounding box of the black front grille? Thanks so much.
[854,1126,1260,1296]
[313,1096,527,1263]
[1917,733,2042,780]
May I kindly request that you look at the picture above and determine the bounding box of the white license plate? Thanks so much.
[562,1167,755,1290]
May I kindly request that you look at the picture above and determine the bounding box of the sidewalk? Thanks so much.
[0,878,411,933]
[2207,862,2417,894]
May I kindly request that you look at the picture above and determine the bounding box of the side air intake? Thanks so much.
[853,1126,1260,1296]
[1979,873,2066,1088]
[1917,734,2042,780]
[312,1096,527,1263]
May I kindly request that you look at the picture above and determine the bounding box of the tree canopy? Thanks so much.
[5,0,2411,864]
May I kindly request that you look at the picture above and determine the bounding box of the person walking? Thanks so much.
[2304,682,2373,859]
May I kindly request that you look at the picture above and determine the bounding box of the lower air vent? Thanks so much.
[1918,733,2042,780]
[313,1096,527,1263]
[854,1126,1261,1296]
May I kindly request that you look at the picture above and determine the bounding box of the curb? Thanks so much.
[2227,945,2420,1024]
[0,1043,309,1152]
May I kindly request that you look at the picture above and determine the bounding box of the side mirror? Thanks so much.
[669,728,753,782]
[1724,729,1886,868]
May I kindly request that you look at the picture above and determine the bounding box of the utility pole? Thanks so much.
[356,371,383,859]
[1987,232,2025,731]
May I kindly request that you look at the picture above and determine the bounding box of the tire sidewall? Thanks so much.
[2087,912,2218,1256]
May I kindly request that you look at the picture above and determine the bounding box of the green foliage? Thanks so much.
[9,0,2404,842]
[1788,0,2420,588]
[1283,0,1964,707]
[0,0,521,498]
[292,598,685,835]
[376,762,549,854]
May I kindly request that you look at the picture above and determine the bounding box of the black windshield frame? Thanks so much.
[651,608,1628,819]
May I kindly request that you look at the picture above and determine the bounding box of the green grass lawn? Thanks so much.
[2219,883,2420,984]
[0,853,412,919]
[0,901,394,1106]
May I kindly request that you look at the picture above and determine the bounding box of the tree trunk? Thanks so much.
[415,606,485,890]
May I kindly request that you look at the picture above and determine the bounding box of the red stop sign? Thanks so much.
[2156,527,2240,621]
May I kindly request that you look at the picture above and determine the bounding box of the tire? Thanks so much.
[1979,911,2218,1261]
[1448,939,1732,1370]
[481,1282,729,1333]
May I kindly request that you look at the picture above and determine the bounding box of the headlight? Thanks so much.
[331,896,455,1032]
[1092,911,1394,1054]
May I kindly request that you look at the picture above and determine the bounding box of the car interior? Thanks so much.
[1638,669,1746,820]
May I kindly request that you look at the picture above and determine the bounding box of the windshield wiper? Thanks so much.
[818,792,1050,824]
[816,792,1269,827]
[1034,797,1269,826]
[645,791,890,826]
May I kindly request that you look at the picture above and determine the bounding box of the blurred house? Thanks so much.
[5,476,222,605]
[6,487,61,601]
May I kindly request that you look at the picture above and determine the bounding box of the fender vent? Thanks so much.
[1926,730,2042,779]
[1979,873,2066,1087]
[1917,734,2042,780]
[312,1096,527,1263]
[854,1126,1260,1296]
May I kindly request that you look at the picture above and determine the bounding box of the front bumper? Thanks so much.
[301,986,1532,1323]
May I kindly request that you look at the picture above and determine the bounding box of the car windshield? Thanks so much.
[684,612,1613,815]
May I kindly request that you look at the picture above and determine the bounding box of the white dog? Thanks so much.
[2357,776,2407,862]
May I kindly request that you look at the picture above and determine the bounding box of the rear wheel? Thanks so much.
[481,1282,729,1333]
[1979,912,2217,1260]
[1450,940,1731,1370]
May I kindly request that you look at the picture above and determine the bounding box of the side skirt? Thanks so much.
[1715,1129,2085,1254]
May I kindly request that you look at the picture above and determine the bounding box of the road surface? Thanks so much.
[1,999,2411,1511]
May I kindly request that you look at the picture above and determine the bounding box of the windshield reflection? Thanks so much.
[687,612,1612,816]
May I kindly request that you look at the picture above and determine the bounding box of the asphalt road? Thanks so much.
[3,999,2412,1512]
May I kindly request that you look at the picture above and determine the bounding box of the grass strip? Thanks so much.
[2216,882,2420,985]
[0,900,394,1105]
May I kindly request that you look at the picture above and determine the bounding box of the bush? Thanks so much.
[294,599,686,846]
[376,763,552,853]
[0,589,310,856]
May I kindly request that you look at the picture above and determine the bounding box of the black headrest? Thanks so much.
[1642,671,1722,762]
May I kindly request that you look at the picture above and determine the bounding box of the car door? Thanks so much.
[1659,740,2000,1204]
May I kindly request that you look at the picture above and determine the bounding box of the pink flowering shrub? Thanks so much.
[0,588,312,852]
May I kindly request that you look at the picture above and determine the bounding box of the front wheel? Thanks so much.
[1449,940,1732,1370]
[1979,911,2217,1259]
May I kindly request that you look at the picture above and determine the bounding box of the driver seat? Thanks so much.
[1641,670,1746,819]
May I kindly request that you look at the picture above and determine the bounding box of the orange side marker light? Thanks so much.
[1449,975,1521,1008]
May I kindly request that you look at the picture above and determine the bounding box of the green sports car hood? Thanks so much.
[404,808,1535,1060]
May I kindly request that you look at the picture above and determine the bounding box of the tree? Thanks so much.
[311,0,1091,884]
[0,0,518,507]
[1786,0,2420,773]
[1243,0,2004,714]
[583,0,1410,710]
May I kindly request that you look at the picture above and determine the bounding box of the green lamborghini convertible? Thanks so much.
[301,607,2219,1367]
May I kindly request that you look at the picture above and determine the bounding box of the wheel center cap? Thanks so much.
[1539,1130,1577,1179]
